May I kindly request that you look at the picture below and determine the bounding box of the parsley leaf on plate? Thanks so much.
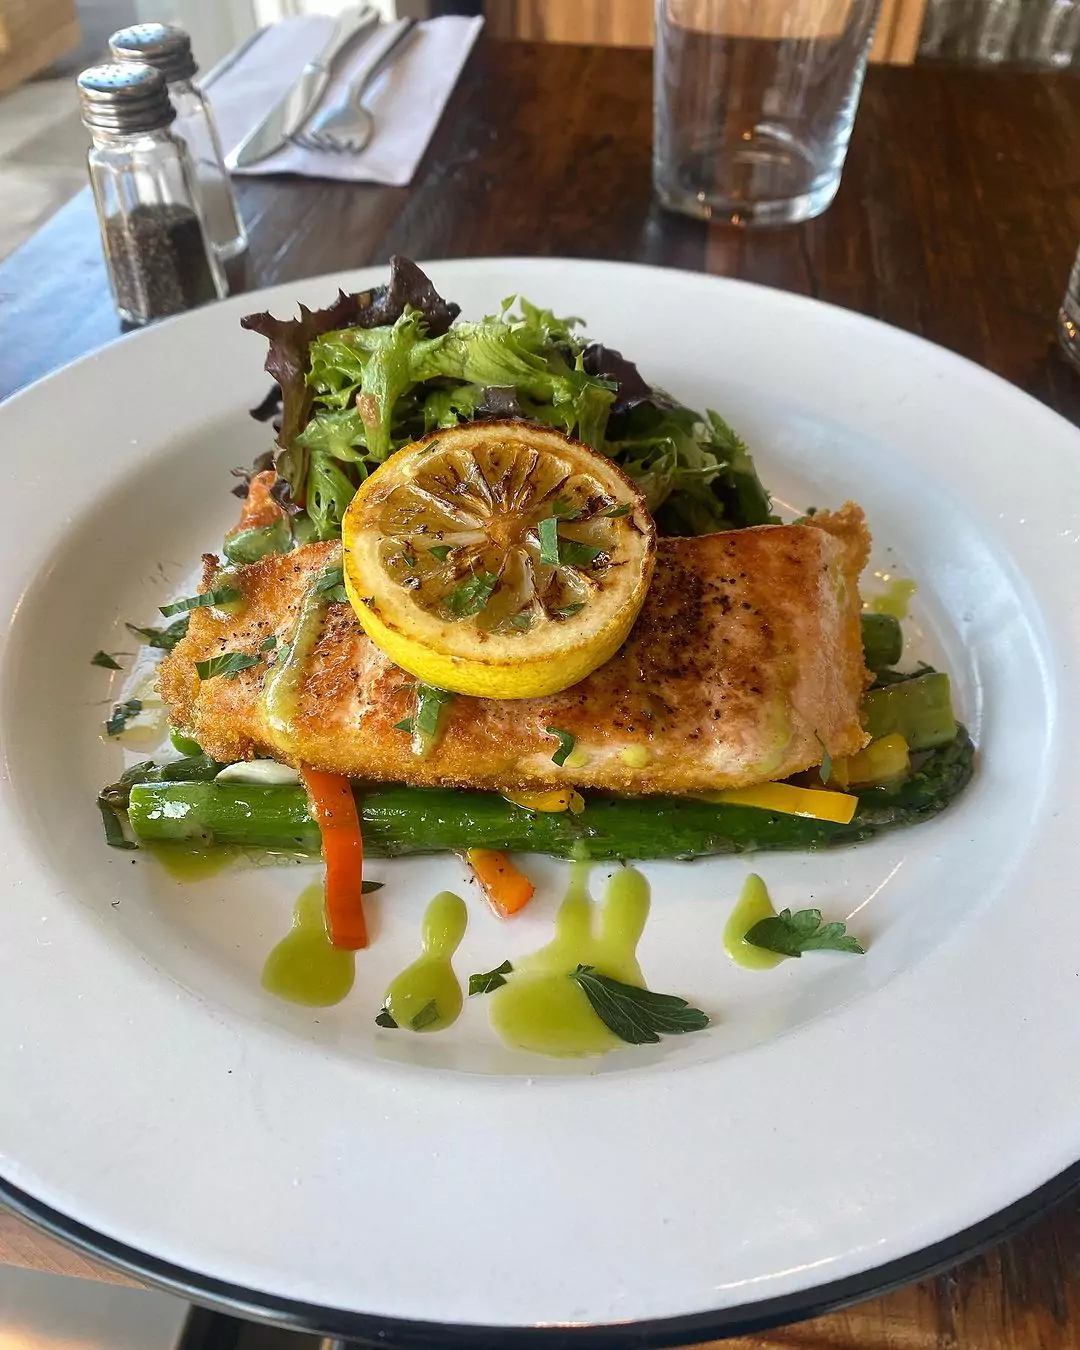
[410,1000,440,1031]
[568,965,710,1045]
[105,699,142,737]
[469,961,513,996]
[745,908,865,958]
[126,616,189,651]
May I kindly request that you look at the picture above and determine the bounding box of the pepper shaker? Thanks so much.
[109,23,247,262]
[78,63,227,327]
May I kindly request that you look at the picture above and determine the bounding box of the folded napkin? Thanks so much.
[207,14,483,185]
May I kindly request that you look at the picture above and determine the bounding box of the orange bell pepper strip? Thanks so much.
[466,848,536,917]
[299,768,368,949]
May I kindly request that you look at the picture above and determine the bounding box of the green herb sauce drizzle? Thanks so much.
[262,882,356,1007]
[377,891,467,1032]
[487,863,651,1056]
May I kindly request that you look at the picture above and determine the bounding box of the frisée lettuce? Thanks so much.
[240,256,775,543]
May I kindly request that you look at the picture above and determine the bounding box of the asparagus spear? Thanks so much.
[861,672,956,751]
[126,728,973,860]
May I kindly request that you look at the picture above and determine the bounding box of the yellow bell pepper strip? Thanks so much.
[830,734,910,790]
[466,848,536,917]
[502,788,576,813]
[700,782,858,825]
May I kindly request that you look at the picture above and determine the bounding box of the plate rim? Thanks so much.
[5,1163,1079,1345]
[2,256,1077,1334]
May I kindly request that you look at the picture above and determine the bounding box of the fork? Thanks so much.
[294,18,417,155]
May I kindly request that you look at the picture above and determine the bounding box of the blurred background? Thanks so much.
[1,0,1078,260]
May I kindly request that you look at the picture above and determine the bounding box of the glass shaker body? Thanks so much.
[166,77,247,261]
[109,23,247,262]
[87,121,227,325]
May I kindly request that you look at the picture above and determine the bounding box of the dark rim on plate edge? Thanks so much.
[4,1164,1080,1347]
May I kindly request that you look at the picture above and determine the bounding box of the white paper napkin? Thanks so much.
[208,14,483,185]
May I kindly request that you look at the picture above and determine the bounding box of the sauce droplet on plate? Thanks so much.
[867,578,917,620]
[723,873,784,970]
[262,882,356,1006]
[379,891,467,1032]
[489,863,651,1056]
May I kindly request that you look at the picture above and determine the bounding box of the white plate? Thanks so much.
[0,259,1074,1339]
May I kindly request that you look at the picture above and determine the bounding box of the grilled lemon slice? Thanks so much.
[341,421,656,698]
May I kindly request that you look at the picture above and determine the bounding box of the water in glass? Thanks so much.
[654,0,882,226]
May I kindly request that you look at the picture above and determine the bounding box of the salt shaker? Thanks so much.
[78,63,227,326]
[109,23,247,262]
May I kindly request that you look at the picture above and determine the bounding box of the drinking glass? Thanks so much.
[653,0,882,226]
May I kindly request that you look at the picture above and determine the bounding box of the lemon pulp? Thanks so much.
[342,421,656,699]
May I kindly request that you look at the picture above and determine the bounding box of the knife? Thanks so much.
[229,4,379,170]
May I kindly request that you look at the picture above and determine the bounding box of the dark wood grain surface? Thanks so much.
[2,34,1080,1350]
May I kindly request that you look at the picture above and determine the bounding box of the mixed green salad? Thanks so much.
[238,255,773,544]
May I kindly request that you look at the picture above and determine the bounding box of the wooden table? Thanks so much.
[2,35,1080,1350]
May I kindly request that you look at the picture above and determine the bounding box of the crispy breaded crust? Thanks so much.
[159,506,871,794]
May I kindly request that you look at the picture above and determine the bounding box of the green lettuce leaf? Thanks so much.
[240,257,460,508]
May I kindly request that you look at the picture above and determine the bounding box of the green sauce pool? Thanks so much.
[148,843,236,881]
[379,891,467,1032]
[262,883,356,1007]
[489,863,650,1057]
[867,578,917,620]
[723,873,784,970]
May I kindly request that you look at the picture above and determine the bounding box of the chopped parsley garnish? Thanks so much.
[428,545,452,562]
[105,699,142,737]
[550,496,583,521]
[260,635,278,652]
[745,909,865,958]
[567,965,710,1045]
[409,999,440,1031]
[314,565,349,605]
[126,616,189,651]
[159,584,240,617]
[816,735,832,784]
[469,961,513,995]
[402,546,417,567]
[559,541,602,568]
[546,726,576,767]
[91,651,123,670]
[538,517,560,566]
[604,503,631,517]
[510,611,533,631]
[375,1008,398,1029]
[445,570,498,618]
[551,602,585,620]
[413,683,454,749]
[394,717,415,733]
[315,565,343,593]
[195,651,261,681]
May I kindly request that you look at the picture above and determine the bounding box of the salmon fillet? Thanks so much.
[158,505,871,795]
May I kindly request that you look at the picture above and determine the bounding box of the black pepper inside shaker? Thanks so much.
[77,62,227,325]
